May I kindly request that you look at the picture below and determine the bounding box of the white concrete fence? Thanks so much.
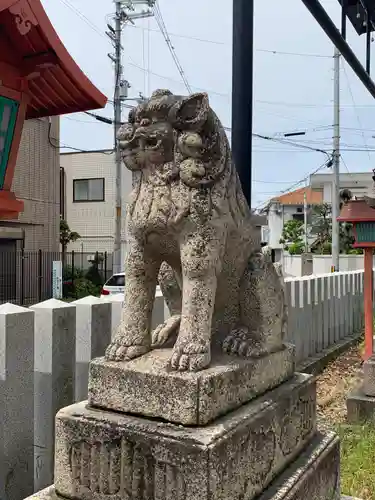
[0,272,365,500]
[282,252,373,277]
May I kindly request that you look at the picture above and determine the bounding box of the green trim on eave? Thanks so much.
[0,96,19,189]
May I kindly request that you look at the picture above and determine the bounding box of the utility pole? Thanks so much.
[108,0,154,274]
[113,0,123,275]
[332,46,340,272]
[231,0,254,208]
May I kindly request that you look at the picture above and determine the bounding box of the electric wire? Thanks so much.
[152,2,192,93]
[342,61,372,165]
[254,157,334,210]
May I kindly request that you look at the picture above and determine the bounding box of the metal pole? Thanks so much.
[332,46,340,271]
[113,0,123,274]
[301,0,375,100]
[366,10,371,75]
[304,188,308,253]
[231,0,254,208]
[364,247,374,360]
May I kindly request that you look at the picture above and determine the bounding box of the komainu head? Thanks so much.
[117,89,229,188]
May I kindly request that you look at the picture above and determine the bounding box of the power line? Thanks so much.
[152,2,192,93]
[256,48,331,58]
[254,156,334,210]
[342,61,372,165]
[340,154,352,175]
[58,0,108,41]
[253,179,300,184]
[127,23,333,60]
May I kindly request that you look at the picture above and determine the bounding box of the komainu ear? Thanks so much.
[169,92,209,131]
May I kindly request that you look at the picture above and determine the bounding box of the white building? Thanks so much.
[310,171,373,201]
[263,187,323,262]
[264,171,374,262]
[60,150,132,257]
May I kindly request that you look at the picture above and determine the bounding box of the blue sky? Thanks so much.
[41,0,375,208]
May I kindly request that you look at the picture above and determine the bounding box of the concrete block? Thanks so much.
[347,384,375,423]
[88,344,295,426]
[363,355,375,396]
[31,299,76,491]
[101,294,123,339]
[72,296,111,402]
[55,373,316,500]
[0,303,34,500]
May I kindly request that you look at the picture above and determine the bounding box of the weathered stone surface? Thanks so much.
[88,344,294,425]
[23,487,354,500]
[24,486,58,500]
[258,431,340,500]
[55,373,315,500]
[104,90,287,372]
[363,355,375,396]
[347,384,375,423]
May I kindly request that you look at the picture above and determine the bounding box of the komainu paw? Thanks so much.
[169,339,211,372]
[105,338,151,362]
[223,328,268,358]
[152,315,181,348]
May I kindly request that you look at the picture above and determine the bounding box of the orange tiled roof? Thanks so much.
[271,187,323,206]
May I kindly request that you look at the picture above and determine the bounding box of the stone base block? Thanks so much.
[347,384,375,423]
[88,343,295,425]
[363,355,375,396]
[258,431,340,499]
[55,373,315,500]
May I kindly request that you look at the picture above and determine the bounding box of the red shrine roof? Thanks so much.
[338,199,375,222]
[0,0,107,118]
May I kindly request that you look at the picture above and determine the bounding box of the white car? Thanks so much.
[100,273,162,298]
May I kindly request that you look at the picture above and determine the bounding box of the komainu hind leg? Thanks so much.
[223,246,286,358]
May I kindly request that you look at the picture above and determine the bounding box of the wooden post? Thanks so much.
[364,247,374,360]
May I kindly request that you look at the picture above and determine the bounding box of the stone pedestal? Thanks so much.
[25,346,342,500]
[88,345,295,425]
[347,355,375,423]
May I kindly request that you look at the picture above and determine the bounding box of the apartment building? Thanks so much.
[0,117,60,303]
[60,150,132,258]
[0,117,60,252]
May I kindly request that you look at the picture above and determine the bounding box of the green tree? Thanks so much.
[310,203,332,254]
[310,203,360,255]
[279,220,305,255]
[60,219,80,263]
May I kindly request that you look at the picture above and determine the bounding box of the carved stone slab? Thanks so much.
[258,431,340,500]
[54,373,315,500]
[88,344,295,426]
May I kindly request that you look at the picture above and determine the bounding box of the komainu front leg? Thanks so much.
[170,229,223,372]
[105,241,160,361]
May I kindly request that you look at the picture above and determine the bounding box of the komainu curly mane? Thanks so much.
[105,89,286,372]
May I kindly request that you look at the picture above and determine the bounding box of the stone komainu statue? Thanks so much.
[105,89,287,371]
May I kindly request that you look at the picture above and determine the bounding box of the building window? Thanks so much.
[296,207,303,213]
[0,96,19,189]
[293,213,304,222]
[73,178,105,202]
